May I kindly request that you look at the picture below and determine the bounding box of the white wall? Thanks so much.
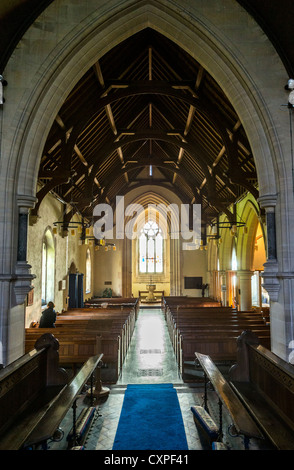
[26,191,95,326]
[93,239,123,297]
[182,248,208,297]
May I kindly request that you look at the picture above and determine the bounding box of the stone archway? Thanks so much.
[1,0,292,363]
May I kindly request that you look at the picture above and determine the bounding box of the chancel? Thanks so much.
[0,0,294,452]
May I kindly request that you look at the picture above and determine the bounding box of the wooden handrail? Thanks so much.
[195,351,263,444]
[24,353,103,447]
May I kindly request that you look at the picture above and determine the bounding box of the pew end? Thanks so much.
[229,330,294,450]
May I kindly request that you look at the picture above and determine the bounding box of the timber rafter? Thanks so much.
[35,28,258,228]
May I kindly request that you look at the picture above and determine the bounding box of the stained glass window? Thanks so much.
[139,221,163,273]
[41,229,55,306]
[86,249,91,293]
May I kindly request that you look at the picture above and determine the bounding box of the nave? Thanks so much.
[48,307,271,451]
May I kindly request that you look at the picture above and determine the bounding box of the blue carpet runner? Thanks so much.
[112,383,188,450]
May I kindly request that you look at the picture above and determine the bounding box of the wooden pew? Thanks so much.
[84,297,139,317]
[163,298,270,379]
[229,330,294,450]
[25,328,120,383]
[25,352,103,450]
[56,306,136,367]
[0,334,101,449]
[163,296,222,315]
[178,329,270,376]
[165,306,235,339]
[25,302,137,382]
[163,295,221,308]
[61,305,136,350]
[195,351,264,449]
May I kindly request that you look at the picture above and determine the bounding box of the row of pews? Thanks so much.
[0,333,103,450]
[25,297,139,383]
[162,296,271,379]
[0,296,139,450]
[193,331,294,450]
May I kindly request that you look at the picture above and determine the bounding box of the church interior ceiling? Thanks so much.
[34,28,258,228]
[1,1,293,229]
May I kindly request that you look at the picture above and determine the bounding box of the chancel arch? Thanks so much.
[0,0,293,367]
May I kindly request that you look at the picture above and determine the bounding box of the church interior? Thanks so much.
[1,0,294,453]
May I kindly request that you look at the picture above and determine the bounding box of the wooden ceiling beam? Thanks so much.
[93,60,127,183]
[174,70,202,182]
[38,30,257,222]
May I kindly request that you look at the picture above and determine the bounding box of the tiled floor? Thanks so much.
[48,307,272,451]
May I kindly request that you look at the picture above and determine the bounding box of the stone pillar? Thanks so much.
[0,195,36,365]
[219,271,227,306]
[258,194,290,361]
[170,239,181,295]
[258,195,279,302]
[14,197,36,306]
[238,270,253,311]
[122,237,132,297]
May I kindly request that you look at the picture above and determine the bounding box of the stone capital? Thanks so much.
[257,193,277,211]
[17,194,38,214]
[261,259,280,302]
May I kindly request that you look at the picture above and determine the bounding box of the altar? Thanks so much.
[145,283,157,302]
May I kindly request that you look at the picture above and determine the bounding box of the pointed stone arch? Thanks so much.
[1,0,292,362]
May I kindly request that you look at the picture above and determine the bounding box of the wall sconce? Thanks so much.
[285,78,294,107]
[0,75,8,105]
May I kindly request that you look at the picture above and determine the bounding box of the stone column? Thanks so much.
[258,195,279,302]
[14,197,36,306]
[0,194,36,365]
[219,271,227,306]
[238,270,253,311]
[170,238,181,295]
[122,237,132,297]
[258,194,289,361]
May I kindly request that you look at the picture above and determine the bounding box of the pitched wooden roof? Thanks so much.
[34,28,258,226]
[1,2,293,227]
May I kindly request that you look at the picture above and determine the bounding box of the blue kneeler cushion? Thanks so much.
[191,405,219,448]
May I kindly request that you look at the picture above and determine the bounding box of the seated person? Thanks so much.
[39,301,56,328]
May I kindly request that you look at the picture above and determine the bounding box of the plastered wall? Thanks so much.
[26,191,95,326]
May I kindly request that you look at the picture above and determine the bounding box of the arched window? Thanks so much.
[41,229,55,306]
[231,242,238,271]
[86,249,91,294]
[139,221,163,273]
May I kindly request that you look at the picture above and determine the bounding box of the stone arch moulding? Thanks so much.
[3,0,289,306]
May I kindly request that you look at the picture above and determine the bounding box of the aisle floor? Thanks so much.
[49,307,271,451]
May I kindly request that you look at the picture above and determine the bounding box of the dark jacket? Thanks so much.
[39,307,56,328]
